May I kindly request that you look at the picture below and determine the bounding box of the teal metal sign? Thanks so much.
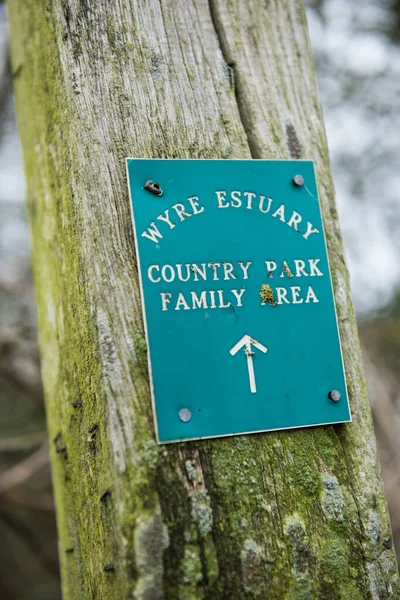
[126,159,351,443]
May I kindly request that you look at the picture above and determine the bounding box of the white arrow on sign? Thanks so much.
[229,335,268,394]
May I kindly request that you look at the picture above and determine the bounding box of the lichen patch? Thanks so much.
[241,539,264,595]
[259,283,277,306]
[134,509,169,600]
[321,474,344,523]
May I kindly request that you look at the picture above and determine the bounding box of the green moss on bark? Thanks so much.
[7,0,400,598]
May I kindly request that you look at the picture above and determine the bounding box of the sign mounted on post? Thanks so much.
[126,159,351,444]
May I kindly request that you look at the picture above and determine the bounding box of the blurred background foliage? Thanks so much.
[1,0,400,598]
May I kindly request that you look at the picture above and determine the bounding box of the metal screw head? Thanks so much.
[144,180,163,196]
[328,390,341,402]
[293,174,304,187]
[178,408,192,422]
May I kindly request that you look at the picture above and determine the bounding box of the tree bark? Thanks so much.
[7,1,400,598]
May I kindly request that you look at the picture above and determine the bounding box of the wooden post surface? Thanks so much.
[7,1,400,598]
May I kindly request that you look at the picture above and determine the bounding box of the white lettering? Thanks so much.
[265,260,277,277]
[142,222,163,243]
[209,290,217,308]
[208,262,222,281]
[161,264,175,283]
[160,292,172,311]
[172,203,192,222]
[231,288,246,307]
[175,293,190,310]
[217,290,231,308]
[294,259,308,277]
[244,191,256,210]
[192,263,207,281]
[305,286,319,303]
[176,264,191,282]
[303,221,319,240]
[276,287,290,304]
[238,261,252,279]
[287,211,302,231]
[216,190,229,208]
[272,204,286,222]
[223,262,236,280]
[148,265,161,283]
[191,291,208,309]
[231,190,242,208]
[259,196,273,214]
[157,209,176,230]
[280,260,293,278]
[291,286,304,304]
[309,259,323,276]
[188,196,205,215]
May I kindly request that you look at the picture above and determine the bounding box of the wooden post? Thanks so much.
[7,1,399,597]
